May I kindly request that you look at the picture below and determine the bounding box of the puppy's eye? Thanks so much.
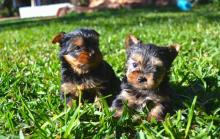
[154,67,163,73]
[132,63,138,68]
[75,46,81,50]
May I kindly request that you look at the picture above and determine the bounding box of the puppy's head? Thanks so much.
[125,35,180,90]
[52,28,102,74]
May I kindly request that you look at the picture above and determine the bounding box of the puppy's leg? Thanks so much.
[61,82,79,107]
[111,96,124,117]
[111,90,138,118]
[147,102,170,121]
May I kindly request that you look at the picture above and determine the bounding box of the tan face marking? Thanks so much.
[78,51,91,64]
[131,53,144,64]
[144,71,165,89]
[63,54,84,74]
[151,57,163,67]
[71,37,84,47]
[127,71,141,85]
[143,73,155,89]
[63,49,103,74]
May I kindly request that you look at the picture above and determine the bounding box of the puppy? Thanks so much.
[111,35,180,121]
[52,28,121,106]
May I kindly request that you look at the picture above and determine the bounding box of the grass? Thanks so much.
[0,4,220,138]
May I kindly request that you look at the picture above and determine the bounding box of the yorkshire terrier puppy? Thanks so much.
[111,35,180,121]
[52,28,120,106]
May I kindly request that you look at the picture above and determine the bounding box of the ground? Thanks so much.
[0,4,219,138]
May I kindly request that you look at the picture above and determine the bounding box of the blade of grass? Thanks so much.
[64,91,82,137]
[19,90,47,137]
[41,107,71,129]
[138,130,145,139]
[140,124,157,139]
[162,121,175,139]
[7,112,15,134]
[185,96,197,138]
[64,106,81,137]
[19,129,24,139]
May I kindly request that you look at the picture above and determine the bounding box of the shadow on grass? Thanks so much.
[172,75,220,114]
[0,5,219,31]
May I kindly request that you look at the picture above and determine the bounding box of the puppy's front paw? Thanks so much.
[147,104,166,122]
[147,113,163,122]
[110,107,123,118]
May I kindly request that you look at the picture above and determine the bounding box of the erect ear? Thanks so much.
[125,35,141,48]
[52,32,65,45]
[90,29,100,39]
[169,44,180,52]
[168,44,181,60]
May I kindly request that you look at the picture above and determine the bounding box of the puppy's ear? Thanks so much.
[52,32,65,45]
[169,44,180,52]
[90,30,100,39]
[125,35,141,48]
[168,44,181,60]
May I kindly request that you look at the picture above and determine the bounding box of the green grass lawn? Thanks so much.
[0,4,220,138]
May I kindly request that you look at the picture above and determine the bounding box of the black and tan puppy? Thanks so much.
[111,35,180,121]
[52,28,120,106]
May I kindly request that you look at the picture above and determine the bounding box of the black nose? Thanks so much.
[137,76,147,83]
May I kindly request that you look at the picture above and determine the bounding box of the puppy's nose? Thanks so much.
[137,76,147,83]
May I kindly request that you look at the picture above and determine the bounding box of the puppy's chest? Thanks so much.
[76,78,104,90]
[123,89,170,104]
[61,76,104,93]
